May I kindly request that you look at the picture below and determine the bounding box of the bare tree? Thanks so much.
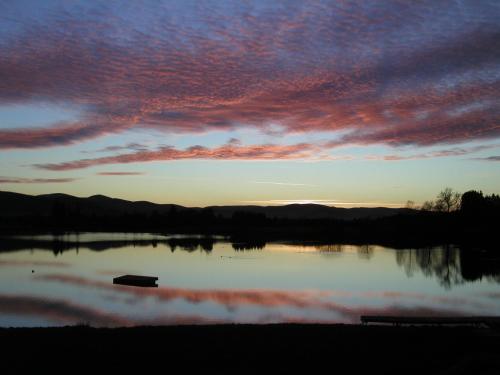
[433,199,446,212]
[405,200,415,209]
[435,187,461,212]
[421,200,434,211]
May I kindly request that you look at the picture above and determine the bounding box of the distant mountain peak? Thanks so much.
[37,193,74,199]
[0,190,405,220]
[88,194,112,200]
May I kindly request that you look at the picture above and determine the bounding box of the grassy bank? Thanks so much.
[2,324,500,373]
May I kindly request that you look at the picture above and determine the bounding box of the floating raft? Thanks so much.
[113,274,158,287]
[360,315,500,328]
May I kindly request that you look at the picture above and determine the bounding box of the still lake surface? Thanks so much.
[1,232,499,327]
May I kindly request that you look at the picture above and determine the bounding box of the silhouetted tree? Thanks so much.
[405,200,415,209]
[435,187,461,212]
[460,190,484,214]
[421,200,434,211]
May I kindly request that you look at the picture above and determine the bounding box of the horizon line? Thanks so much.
[0,190,407,209]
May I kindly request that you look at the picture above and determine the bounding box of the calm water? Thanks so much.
[0,233,499,327]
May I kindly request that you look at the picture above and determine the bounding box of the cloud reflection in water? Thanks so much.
[24,273,486,326]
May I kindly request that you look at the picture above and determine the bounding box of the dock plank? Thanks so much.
[360,316,500,327]
[113,275,158,287]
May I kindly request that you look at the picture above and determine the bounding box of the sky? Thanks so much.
[0,0,499,207]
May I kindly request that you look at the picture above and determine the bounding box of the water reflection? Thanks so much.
[232,240,266,251]
[396,246,500,288]
[314,244,344,253]
[396,246,462,288]
[357,244,375,260]
[0,294,222,326]
[460,250,500,283]
[0,236,218,255]
[1,235,499,286]
[0,233,499,327]
[166,237,215,252]
[1,273,490,327]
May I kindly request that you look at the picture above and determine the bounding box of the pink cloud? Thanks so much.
[32,139,500,171]
[0,2,498,154]
[0,122,124,150]
[34,142,319,170]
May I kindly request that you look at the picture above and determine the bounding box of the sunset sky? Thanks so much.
[1,0,499,207]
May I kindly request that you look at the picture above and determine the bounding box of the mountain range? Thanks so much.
[0,191,408,221]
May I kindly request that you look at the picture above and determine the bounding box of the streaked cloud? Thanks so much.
[0,177,77,183]
[251,181,317,187]
[96,172,144,176]
[0,122,119,149]
[84,143,149,154]
[0,1,498,156]
[368,144,500,161]
[473,156,500,162]
[33,142,319,170]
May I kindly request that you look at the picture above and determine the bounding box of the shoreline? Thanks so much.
[3,324,500,373]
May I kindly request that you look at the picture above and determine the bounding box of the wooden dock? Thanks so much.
[113,275,158,287]
[360,315,500,328]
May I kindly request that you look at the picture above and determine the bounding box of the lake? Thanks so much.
[0,233,499,327]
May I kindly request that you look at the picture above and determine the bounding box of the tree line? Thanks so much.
[1,188,499,247]
[411,187,500,213]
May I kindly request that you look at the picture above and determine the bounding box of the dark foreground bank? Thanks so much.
[2,324,500,374]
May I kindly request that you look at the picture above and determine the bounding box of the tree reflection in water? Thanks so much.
[357,244,374,260]
[314,244,344,253]
[395,245,500,288]
[1,235,499,288]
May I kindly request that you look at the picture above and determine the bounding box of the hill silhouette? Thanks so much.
[1,190,499,247]
[0,190,406,220]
